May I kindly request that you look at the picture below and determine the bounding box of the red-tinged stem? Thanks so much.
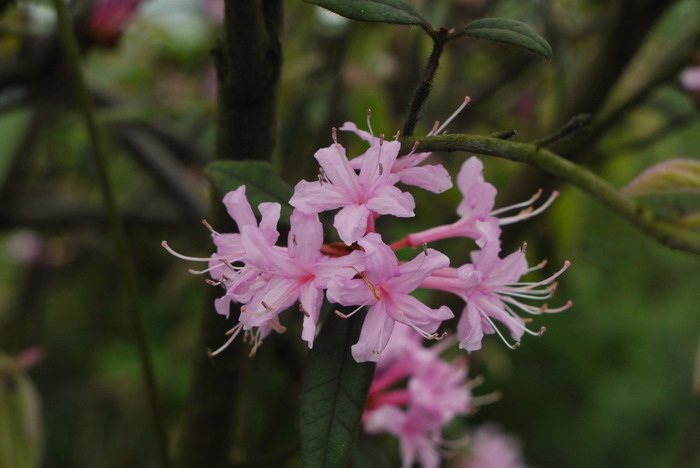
[389,238,410,250]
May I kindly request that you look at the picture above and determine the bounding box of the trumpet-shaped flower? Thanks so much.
[421,221,571,351]
[364,327,470,468]
[405,157,558,248]
[289,141,415,245]
[326,233,453,362]
[340,121,453,194]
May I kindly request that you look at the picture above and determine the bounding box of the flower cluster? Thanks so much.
[364,326,471,468]
[164,108,570,361]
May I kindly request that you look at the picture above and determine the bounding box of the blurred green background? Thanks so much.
[0,0,699,467]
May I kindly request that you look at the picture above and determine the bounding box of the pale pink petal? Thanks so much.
[357,233,400,283]
[479,294,525,342]
[214,295,232,319]
[334,204,371,245]
[257,202,281,244]
[389,248,450,293]
[241,277,299,326]
[365,185,415,217]
[241,225,294,272]
[289,180,347,214]
[392,152,431,172]
[456,157,496,219]
[484,248,528,287]
[300,283,324,348]
[222,186,257,228]
[364,404,406,435]
[211,233,243,259]
[313,250,365,288]
[681,66,700,91]
[392,294,453,332]
[358,141,401,189]
[326,274,375,307]
[288,210,323,268]
[458,302,484,351]
[398,164,453,193]
[339,121,377,145]
[352,302,396,362]
[314,144,361,197]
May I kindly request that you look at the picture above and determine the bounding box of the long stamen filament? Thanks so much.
[430,96,471,136]
[490,189,542,216]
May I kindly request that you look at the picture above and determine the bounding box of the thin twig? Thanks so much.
[402,29,447,137]
[400,134,700,256]
[49,1,171,467]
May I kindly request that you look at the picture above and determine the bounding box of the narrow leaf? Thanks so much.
[300,311,376,468]
[461,18,552,59]
[205,160,294,222]
[304,0,427,26]
[623,159,700,196]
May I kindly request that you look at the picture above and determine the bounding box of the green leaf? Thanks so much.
[623,158,700,196]
[304,0,427,26]
[0,355,43,468]
[300,311,376,468]
[461,18,552,59]
[204,160,294,223]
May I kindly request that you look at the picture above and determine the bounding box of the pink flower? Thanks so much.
[421,221,571,351]
[234,209,363,348]
[289,139,415,245]
[405,157,557,248]
[326,233,453,362]
[88,0,143,47]
[458,424,526,468]
[340,122,453,194]
[364,327,470,468]
[681,66,700,91]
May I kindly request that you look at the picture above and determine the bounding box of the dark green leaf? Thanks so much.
[300,311,376,468]
[461,18,552,59]
[304,0,427,26]
[205,160,294,223]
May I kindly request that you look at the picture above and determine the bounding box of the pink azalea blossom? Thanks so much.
[404,157,558,248]
[290,140,415,245]
[326,233,453,362]
[339,122,453,194]
[457,424,526,468]
[88,0,143,47]
[421,221,571,351]
[364,327,470,468]
[681,66,700,91]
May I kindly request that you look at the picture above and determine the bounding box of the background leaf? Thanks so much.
[461,18,552,59]
[304,0,427,26]
[205,160,294,222]
[0,355,44,468]
[622,158,700,196]
[300,311,376,468]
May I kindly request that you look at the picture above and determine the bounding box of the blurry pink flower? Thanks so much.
[290,140,415,245]
[326,233,452,362]
[421,221,571,351]
[681,66,700,91]
[88,0,143,47]
[365,327,470,468]
[458,424,526,468]
[405,157,557,248]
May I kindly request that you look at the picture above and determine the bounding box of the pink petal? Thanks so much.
[358,141,401,189]
[241,277,299,327]
[351,302,396,362]
[214,296,232,319]
[365,185,415,217]
[289,180,347,214]
[241,225,293,272]
[288,210,323,268]
[339,121,377,145]
[456,157,496,219]
[257,202,281,244]
[392,152,431,172]
[314,144,361,197]
[300,283,324,348]
[457,301,484,351]
[398,164,453,193]
[392,294,453,332]
[326,275,375,307]
[358,233,400,283]
[390,248,450,293]
[681,66,700,91]
[334,204,371,245]
[223,186,256,229]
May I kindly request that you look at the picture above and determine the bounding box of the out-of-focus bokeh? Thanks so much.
[0,0,699,467]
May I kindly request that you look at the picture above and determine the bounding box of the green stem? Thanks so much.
[400,134,700,256]
[50,1,171,466]
[402,30,447,137]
